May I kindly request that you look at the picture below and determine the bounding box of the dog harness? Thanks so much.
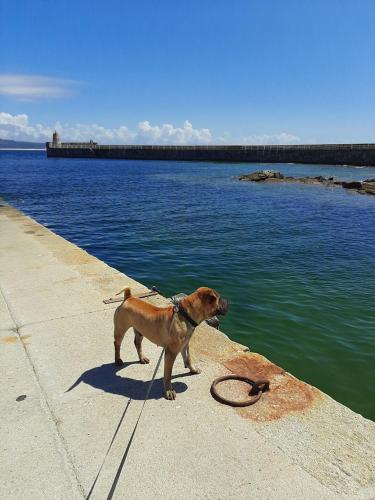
[171,297,198,328]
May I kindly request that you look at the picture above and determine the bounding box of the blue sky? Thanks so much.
[0,0,374,144]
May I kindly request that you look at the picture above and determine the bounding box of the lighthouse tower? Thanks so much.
[52,130,61,147]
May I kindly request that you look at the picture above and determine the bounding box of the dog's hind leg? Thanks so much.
[181,342,201,375]
[114,308,129,366]
[114,323,127,366]
[134,329,150,364]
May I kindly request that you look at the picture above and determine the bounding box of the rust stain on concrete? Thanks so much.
[1,335,17,344]
[1,334,32,344]
[221,353,323,422]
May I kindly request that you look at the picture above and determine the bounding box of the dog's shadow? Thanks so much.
[66,361,190,400]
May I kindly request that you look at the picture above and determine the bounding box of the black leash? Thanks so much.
[85,347,165,500]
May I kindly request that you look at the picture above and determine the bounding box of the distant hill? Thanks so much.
[0,138,45,149]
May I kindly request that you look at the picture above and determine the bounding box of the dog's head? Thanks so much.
[194,287,229,319]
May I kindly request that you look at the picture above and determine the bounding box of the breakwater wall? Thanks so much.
[46,142,375,166]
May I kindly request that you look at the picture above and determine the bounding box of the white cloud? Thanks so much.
[53,122,135,143]
[0,74,78,101]
[0,111,301,145]
[0,112,52,140]
[0,112,213,145]
[137,120,212,144]
[51,119,212,144]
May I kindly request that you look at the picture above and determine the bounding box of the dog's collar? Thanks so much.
[172,299,198,328]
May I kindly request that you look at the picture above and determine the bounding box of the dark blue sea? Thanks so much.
[1,150,374,420]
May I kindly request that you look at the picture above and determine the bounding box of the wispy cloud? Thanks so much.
[0,111,301,145]
[0,74,79,101]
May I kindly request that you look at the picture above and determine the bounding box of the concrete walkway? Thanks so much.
[0,201,374,500]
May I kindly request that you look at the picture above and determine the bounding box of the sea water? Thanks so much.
[1,150,374,420]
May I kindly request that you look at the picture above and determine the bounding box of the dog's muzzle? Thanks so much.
[216,297,229,316]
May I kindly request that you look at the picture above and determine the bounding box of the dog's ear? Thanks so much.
[197,288,216,304]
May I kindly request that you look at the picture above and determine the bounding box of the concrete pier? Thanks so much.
[46,142,375,166]
[1,201,374,499]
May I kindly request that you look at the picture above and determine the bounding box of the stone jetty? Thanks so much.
[46,138,375,166]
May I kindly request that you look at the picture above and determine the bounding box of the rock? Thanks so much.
[238,171,375,196]
[342,181,363,190]
[238,170,284,182]
[362,181,375,195]
[269,170,284,179]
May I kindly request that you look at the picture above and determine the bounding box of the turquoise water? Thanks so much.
[1,151,374,420]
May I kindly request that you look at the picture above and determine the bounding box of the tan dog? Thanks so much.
[113,287,228,399]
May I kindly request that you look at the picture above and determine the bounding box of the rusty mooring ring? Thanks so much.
[210,375,270,407]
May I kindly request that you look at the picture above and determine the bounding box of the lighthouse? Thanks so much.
[52,130,61,146]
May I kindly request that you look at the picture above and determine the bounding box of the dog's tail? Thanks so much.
[116,287,131,301]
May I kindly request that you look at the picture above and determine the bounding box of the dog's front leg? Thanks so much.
[164,347,178,400]
[181,342,201,374]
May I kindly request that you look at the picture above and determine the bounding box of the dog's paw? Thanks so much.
[165,388,176,400]
[115,358,124,366]
[139,356,150,364]
[189,367,201,375]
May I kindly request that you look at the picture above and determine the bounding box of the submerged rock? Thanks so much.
[238,170,337,186]
[342,181,363,190]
